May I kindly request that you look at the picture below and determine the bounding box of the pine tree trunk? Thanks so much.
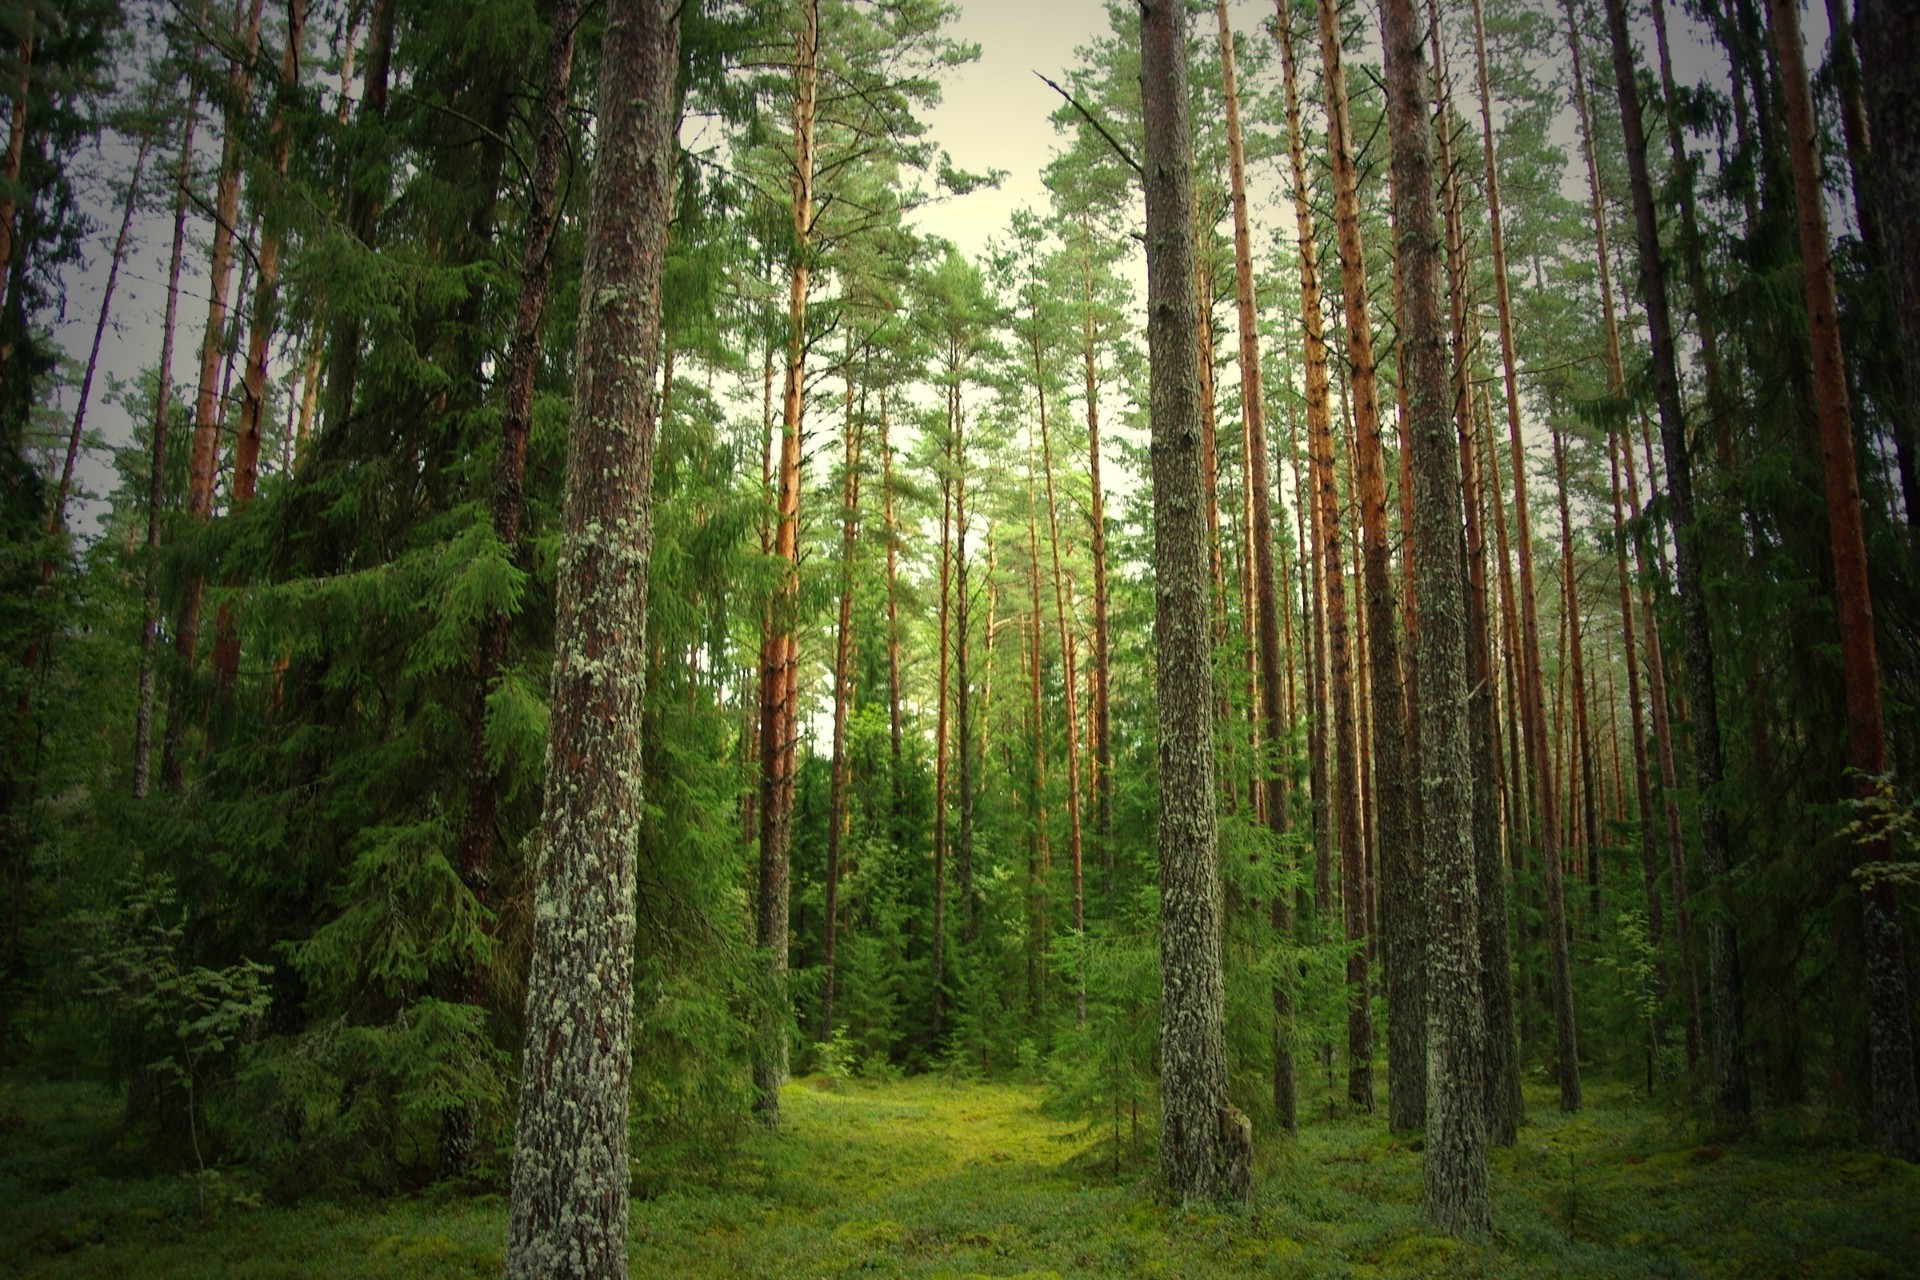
[1316,0,1410,1127]
[755,0,819,1128]
[1858,0,1920,525]
[1602,0,1750,1132]
[323,0,395,433]
[931,416,952,1043]
[1769,0,1920,1159]
[1144,0,1244,1204]
[1471,0,1579,1110]
[161,0,267,793]
[1080,218,1115,907]
[134,84,204,800]
[1216,0,1295,1129]
[1025,447,1049,1024]
[1431,28,1521,1142]
[500,1,679,1271]
[1384,0,1490,1229]
[882,390,905,856]
[1280,0,1366,1110]
[212,0,307,689]
[822,349,864,1040]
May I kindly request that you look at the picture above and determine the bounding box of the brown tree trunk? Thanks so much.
[134,83,205,800]
[1602,0,1750,1132]
[1769,0,1920,1159]
[1471,0,1580,1110]
[882,389,904,850]
[821,350,864,1041]
[1080,217,1115,906]
[212,0,307,689]
[160,0,267,793]
[500,0,680,1270]
[1025,446,1050,1024]
[1384,0,1490,1228]
[754,0,818,1128]
[931,403,952,1044]
[1143,0,1244,1204]
[1281,0,1367,1112]
[1216,0,1295,1130]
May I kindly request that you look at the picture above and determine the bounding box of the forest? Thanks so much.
[3,0,1920,1274]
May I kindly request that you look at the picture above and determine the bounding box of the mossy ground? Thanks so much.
[3,1071,1917,1277]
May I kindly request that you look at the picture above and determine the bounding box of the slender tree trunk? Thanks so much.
[212,0,307,689]
[0,15,34,345]
[1602,0,1750,1132]
[931,415,952,1043]
[324,0,395,433]
[1025,445,1049,1024]
[1216,0,1295,1130]
[822,352,863,1040]
[1144,0,1245,1204]
[1384,0,1490,1229]
[1769,0,1920,1159]
[1471,0,1580,1110]
[134,83,204,800]
[161,0,267,792]
[882,390,905,852]
[1858,0,1920,525]
[500,1,679,1271]
[953,356,976,949]
[1079,217,1115,906]
[1033,293,1086,1023]
[1317,0,1408,1126]
[1280,0,1365,1111]
[754,0,819,1128]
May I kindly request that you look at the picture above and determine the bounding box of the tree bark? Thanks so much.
[1471,0,1579,1110]
[1858,0,1920,525]
[1144,0,1243,1204]
[822,346,864,1040]
[1384,0,1490,1229]
[1769,0,1920,1159]
[161,0,267,792]
[1079,217,1115,907]
[500,0,679,1271]
[1601,0,1750,1132]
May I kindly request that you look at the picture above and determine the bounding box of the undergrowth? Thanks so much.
[2,1071,1915,1277]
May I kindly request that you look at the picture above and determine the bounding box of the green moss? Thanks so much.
[4,1075,1918,1277]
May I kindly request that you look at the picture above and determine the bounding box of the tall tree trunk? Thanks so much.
[1384,0,1490,1229]
[1144,0,1245,1204]
[1025,444,1049,1024]
[1601,0,1750,1132]
[1858,0,1920,525]
[211,0,307,689]
[500,0,679,1270]
[1471,0,1580,1110]
[0,13,34,347]
[1079,217,1115,906]
[1318,0,1406,1125]
[1431,21,1520,1142]
[455,0,581,984]
[931,411,952,1044]
[1216,0,1295,1130]
[755,0,819,1128]
[161,0,267,793]
[324,0,395,433]
[1279,0,1363,1111]
[822,351,864,1041]
[882,390,905,855]
[1033,293,1085,1023]
[134,83,204,800]
[953,353,976,949]
[1769,0,1920,1159]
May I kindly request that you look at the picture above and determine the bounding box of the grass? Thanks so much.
[3,1070,1917,1277]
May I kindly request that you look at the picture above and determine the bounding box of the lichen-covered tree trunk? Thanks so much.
[1383,0,1490,1231]
[1600,0,1750,1133]
[1768,0,1920,1160]
[1142,0,1243,1204]
[1470,0,1579,1110]
[1431,22,1519,1143]
[500,0,680,1271]
[755,0,819,1128]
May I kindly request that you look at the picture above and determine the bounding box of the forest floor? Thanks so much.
[3,1069,1918,1278]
